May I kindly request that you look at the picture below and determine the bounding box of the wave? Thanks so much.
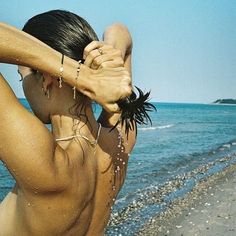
[222,144,231,149]
[217,139,236,151]
[139,124,174,131]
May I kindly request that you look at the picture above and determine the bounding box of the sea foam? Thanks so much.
[139,124,174,131]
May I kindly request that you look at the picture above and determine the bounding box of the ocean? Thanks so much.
[1,100,236,235]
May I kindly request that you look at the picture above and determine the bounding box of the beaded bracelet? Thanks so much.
[73,60,82,99]
[58,54,64,88]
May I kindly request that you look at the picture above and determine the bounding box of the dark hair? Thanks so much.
[23,10,156,134]
[23,10,98,60]
[114,87,156,135]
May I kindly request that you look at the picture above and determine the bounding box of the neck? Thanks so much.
[50,104,99,146]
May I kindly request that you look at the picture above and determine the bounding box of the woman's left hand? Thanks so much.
[83,41,124,69]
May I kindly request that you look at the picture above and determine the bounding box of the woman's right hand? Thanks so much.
[79,64,131,113]
[81,41,131,112]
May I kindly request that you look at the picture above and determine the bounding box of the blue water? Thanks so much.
[107,102,236,235]
[1,100,236,235]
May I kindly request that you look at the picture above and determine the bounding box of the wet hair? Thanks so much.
[23,10,156,135]
[115,87,156,135]
[23,10,98,61]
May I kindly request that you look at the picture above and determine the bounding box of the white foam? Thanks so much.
[232,142,236,146]
[222,144,231,149]
[139,124,174,131]
[139,127,158,131]
[158,124,174,129]
[115,196,127,204]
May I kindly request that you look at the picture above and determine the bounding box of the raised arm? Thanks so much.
[103,23,132,75]
[83,23,133,127]
[0,22,131,112]
[0,22,132,191]
[101,24,132,126]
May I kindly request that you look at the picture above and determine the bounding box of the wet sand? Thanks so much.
[138,162,236,236]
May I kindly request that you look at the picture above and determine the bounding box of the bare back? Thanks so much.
[0,120,136,236]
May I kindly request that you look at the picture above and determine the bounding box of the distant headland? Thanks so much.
[213,99,236,104]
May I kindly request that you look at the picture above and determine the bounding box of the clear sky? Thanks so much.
[0,0,235,103]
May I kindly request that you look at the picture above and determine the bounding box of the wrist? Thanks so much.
[76,64,93,95]
[59,56,87,93]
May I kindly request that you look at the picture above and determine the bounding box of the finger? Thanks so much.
[99,44,113,51]
[93,54,115,67]
[104,103,121,113]
[99,46,122,57]
[89,51,122,69]
[120,77,132,98]
[80,89,93,100]
[99,60,123,69]
[119,88,132,100]
[83,41,105,59]
[84,49,101,68]
[84,43,115,60]
[107,67,128,72]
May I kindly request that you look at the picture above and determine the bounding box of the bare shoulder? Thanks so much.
[0,73,71,192]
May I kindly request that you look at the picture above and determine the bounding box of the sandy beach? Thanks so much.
[138,161,236,236]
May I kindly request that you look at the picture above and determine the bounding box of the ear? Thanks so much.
[42,73,54,93]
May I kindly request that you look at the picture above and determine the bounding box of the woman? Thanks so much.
[0,10,153,236]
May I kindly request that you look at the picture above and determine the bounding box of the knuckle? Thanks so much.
[101,62,111,68]
[90,50,98,57]
[94,57,101,65]
[91,41,99,46]
[123,75,131,85]
[91,64,98,70]
[99,63,105,69]
[84,47,89,54]
[125,86,132,95]
[117,58,124,66]
[116,49,122,57]
[84,41,98,54]
[122,69,129,75]
[125,77,131,85]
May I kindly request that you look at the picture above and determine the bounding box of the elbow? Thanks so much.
[109,23,129,31]
[107,23,132,37]
[106,23,133,49]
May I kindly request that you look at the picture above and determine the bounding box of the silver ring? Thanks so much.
[98,48,103,55]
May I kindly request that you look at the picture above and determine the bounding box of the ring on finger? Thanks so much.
[98,48,103,55]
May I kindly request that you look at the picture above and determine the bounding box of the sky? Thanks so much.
[0,0,235,103]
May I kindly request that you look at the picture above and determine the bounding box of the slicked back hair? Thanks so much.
[23,10,98,61]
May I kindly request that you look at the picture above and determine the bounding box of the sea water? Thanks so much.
[0,100,236,235]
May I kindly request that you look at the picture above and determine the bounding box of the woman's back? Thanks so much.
[0,122,136,236]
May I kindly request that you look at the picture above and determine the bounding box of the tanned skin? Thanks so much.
[0,23,135,235]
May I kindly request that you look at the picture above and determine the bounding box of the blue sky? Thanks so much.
[0,0,235,103]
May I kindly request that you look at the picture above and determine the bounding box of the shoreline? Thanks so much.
[137,160,236,236]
